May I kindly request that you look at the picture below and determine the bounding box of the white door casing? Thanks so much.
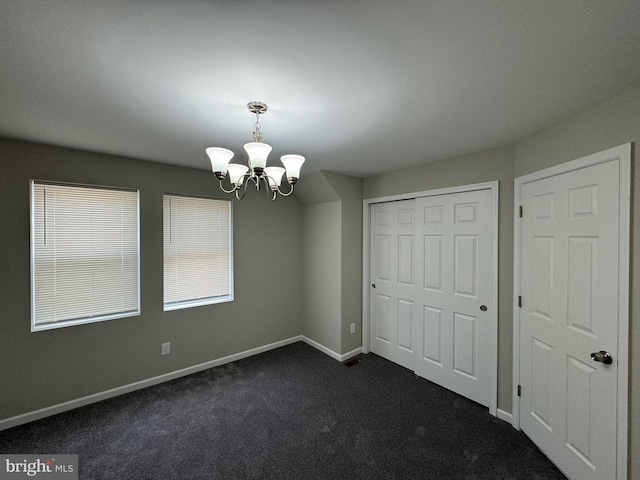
[513,144,630,480]
[364,182,498,415]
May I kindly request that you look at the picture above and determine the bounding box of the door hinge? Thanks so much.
[518,296,522,308]
[519,205,523,218]
[517,385,521,397]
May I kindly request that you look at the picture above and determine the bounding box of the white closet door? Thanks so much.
[412,189,493,407]
[369,189,493,409]
[369,200,416,370]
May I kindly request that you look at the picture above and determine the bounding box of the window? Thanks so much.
[163,194,233,310]
[31,181,140,331]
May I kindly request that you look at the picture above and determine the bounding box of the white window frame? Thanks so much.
[163,193,234,311]
[30,180,141,332]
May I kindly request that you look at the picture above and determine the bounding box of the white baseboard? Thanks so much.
[497,408,514,425]
[301,336,362,362]
[0,336,303,432]
[340,346,363,362]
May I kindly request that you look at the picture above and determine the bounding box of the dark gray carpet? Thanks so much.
[0,342,566,479]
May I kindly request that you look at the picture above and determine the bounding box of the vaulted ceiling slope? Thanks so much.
[2,1,640,177]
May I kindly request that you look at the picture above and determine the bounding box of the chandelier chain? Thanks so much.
[252,112,263,142]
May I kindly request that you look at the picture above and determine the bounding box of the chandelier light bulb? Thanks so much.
[243,142,272,172]
[280,154,305,182]
[206,147,234,179]
[264,166,285,188]
[227,164,250,186]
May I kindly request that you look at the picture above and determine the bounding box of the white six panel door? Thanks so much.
[520,160,620,480]
[369,200,416,370]
[413,189,492,407]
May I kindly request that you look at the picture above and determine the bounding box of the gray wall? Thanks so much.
[297,171,364,356]
[0,137,303,421]
[301,200,342,353]
[339,187,363,354]
[322,172,363,354]
[363,146,515,411]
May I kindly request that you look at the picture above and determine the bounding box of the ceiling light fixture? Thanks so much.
[206,101,305,200]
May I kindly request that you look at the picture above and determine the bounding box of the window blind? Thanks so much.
[163,194,232,309]
[31,182,140,331]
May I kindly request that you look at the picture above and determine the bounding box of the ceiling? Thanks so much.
[2,1,640,178]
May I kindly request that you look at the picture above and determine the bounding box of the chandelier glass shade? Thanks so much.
[206,102,305,200]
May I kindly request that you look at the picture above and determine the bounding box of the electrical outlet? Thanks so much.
[161,342,171,356]
[350,323,356,334]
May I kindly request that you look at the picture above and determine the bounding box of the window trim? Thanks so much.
[30,180,141,332]
[162,193,234,311]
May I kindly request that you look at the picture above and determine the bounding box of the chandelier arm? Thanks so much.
[235,178,251,200]
[261,178,273,200]
[260,176,280,201]
[218,179,239,194]
[274,182,295,197]
[253,175,264,191]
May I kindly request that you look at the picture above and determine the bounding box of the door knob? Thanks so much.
[590,350,613,365]
[371,283,376,289]
[480,305,487,312]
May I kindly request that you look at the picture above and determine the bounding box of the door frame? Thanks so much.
[512,144,630,479]
[362,181,499,417]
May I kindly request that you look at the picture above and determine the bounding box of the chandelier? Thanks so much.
[206,101,305,200]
